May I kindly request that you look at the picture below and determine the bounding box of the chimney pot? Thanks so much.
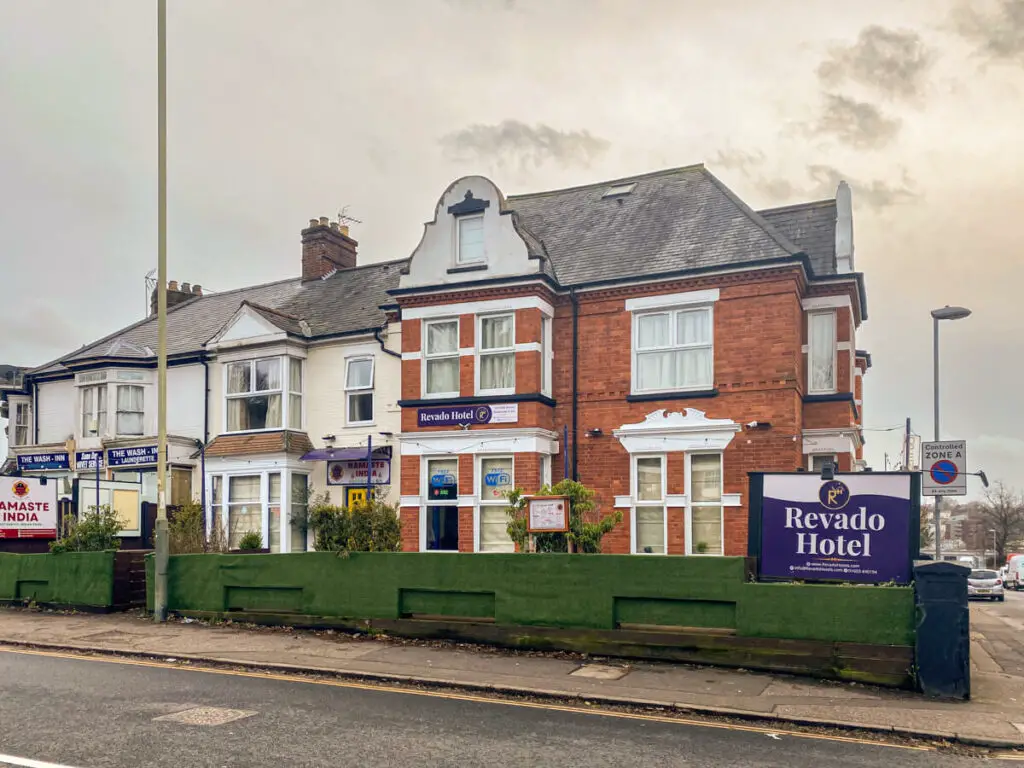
[192,284,202,295]
[168,280,179,291]
[329,220,339,231]
[319,216,329,226]
[181,282,191,293]
[340,224,349,236]
[308,218,319,228]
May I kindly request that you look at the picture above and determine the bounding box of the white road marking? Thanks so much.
[0,755,87,768]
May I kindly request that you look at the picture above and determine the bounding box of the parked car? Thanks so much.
[968,569,1005,601]
[1006,555,1024,591]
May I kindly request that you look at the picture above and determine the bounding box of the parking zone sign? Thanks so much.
[922,440,967,496]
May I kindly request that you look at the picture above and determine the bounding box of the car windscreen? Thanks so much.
[970,570,998,579]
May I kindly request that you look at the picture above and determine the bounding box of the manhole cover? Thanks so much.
[570,664,630,680]
[154,706,257,726]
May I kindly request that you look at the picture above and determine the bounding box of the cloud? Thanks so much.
[439,120,610,171]
[812,94,902,149]
[818,25,934,100]
[0,303,82,357]
[710,148,766,174]
[806,164,918,210]
[951,0,1024,64]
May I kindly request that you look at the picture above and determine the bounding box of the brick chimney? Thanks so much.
[301,217,358,281]
[150,280,202,316]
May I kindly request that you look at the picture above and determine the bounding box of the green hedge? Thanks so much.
[0,551,117,608]
[150,553,915,646]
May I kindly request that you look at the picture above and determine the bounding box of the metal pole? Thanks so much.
[365,435,372,501]
[933,316,942,561]
[95,452,100,512]
[153,0,169,622]
[903,418,911,471]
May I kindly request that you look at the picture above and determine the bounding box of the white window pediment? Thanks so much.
[614,408,741,454]
[208,305,293,350]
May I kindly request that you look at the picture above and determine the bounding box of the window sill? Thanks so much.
[475,388,516,398]
[345,421,376,429]
[420,392,460,400]
[447,263,488,274]
[626,388,718,403]
[422,549,460,554]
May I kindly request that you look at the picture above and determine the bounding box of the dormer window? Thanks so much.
[457,214,485,264]
[602,182,637,199]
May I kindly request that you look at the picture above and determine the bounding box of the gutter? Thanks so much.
[374,326,402,360]
[571,288,579,481]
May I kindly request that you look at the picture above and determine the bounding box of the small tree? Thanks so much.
[168,500,229,554]
[980,482,1024,565]
[308,491,401,553]
[505,478,622,553]
[238,530,264,551]
[50,505,122,553]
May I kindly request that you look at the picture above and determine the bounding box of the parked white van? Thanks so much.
[1006,555,1024,591]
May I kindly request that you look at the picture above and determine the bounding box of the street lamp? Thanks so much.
[990,528,998,568]
[931,305,971,561]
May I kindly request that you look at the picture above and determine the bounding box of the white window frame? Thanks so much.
[475,313,516,396]
[344,355,375,427]
[686,452,724,557]
[541,315,553,397]
[475,454,515,553]
[540,454,552,488]
[631,453,667,555]
[456,213,486,265]
[420,456,460,553]
[10,400,31,447]
[80,384,107,438]
[808,453,839,472]
[223,355,302,433]
[209,469,309,553]
[114,384,145,437]
[631,305,714,395]
[422,318,460,399]
[807,310,837,395]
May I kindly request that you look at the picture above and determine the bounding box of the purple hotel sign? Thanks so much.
[417,403,518,428]
[757,473,913,585]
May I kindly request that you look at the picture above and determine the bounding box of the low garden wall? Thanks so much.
[149,553,917,687]
[0,551,117,609]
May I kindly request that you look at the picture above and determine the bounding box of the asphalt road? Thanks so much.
[972,587,1024,676]
[0,650,986,768]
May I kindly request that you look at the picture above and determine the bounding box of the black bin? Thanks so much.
[914,561,970,699]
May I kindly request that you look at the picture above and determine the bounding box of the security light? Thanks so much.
[930,306,971,321]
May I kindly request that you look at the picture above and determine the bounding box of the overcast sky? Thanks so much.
[1,0,1022,493]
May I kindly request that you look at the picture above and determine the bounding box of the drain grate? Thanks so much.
[154,706,257,726]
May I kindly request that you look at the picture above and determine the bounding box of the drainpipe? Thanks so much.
[375,326,402,360]
[31,379,38,444]
[200,357,209,518]
[571,289,579,481]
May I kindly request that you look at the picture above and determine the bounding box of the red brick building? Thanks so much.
[390,165,869,556]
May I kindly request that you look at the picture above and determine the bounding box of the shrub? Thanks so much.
[238,530,264,551]
[50,505,122,553]
[168,500,229,554]
[308,492,401,553]
[505,479,622,553]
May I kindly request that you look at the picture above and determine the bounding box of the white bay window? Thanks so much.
[11,401,31,446]
[477,314,514,393]
[688,453,723,556]
[226,356,302,432]
[633,455,666,555]
[633,307,713,393]
[424,320,459,397]
[115,385,144,436]
[808,311,837,394]
[81,385,107,437]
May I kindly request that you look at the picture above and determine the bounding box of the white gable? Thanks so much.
[207,305,287,348]
[399,175,540,290]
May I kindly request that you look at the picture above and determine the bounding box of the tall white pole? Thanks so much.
[933,316,942,562]
[153,0,169,622]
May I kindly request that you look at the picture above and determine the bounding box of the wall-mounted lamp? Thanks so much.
[746,421,772,430]
[585,428,603,438]
[378,431,394,439]
[322,434,336,443]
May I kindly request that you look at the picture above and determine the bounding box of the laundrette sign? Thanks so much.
[753,473,914,585]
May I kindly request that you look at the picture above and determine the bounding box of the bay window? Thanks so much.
[291,473,309,552]
[424,320,459,396]
[477,314,514,393]
[689,453,723,556]
[541,315,552,396]
[478,456,514,552]
[226,356,302,431]
[227,475,261,549]
[81,385,107,437]
[345,357,374,425]
[633,456,666,555]
[425,457,459,551]
[268,473,282,552]
[116,385,145,436]
[808,311,837,394]
[457,214,485,264]
[633,307,713,393]
[11,401,31,446]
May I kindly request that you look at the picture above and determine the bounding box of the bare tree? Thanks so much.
[980,482,1024,566]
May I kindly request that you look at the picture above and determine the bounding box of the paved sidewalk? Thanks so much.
[0,609,1022,748]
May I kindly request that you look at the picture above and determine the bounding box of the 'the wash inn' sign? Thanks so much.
[0,476,58,539]
[748,472,921,585]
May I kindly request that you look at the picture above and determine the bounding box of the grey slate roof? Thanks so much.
[34,260,405,376]
[757,199,837,277]
[505,165,812,287]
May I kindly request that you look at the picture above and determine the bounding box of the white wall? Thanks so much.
[167,363,206,439]
[36,378,76,445]
[399,175,540,290]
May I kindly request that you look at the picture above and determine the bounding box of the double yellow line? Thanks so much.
[0,646,939,753]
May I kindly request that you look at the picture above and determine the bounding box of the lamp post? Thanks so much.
[931,305,971,561]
